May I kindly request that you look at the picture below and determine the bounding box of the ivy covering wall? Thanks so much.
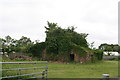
[28,22,103,62]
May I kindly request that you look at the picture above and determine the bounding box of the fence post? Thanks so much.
[42,71,45,79]
[46,62,48,79]
[45,68,48,80]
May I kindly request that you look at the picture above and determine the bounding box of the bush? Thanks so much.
[93,49,103,60]
[28,42,46,57]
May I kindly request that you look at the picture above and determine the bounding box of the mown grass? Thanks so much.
[48,61,118,78]
[1,60,118,78]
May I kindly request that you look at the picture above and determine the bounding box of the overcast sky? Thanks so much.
[0,0,119,48]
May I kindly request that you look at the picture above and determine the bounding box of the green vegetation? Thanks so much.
[1,22,120,62]
[28,42,46,57]
[28,22,103,62]
[48,61,118,78]
[99,43,120,53]
[92,49,103,60]
[44,22,88,53]
[2,61,118,78]
[0,35,33,53]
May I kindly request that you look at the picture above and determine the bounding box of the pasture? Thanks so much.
[48,61,118,78]
[2,61,118,78]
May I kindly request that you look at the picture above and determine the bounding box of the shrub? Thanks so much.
[28,42,46,57]
[93,49,103,60]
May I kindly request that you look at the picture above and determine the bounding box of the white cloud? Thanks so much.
[0,0,119,48]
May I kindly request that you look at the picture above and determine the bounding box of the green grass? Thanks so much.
[2,60,118,78]
[2,61,47,79]
[48,61,118,78]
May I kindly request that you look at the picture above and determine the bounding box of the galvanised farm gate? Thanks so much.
[0,61,48,80]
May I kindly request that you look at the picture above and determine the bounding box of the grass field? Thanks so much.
[48,61,118,78]
[2,60,118,78]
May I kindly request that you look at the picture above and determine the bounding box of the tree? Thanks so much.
[5,35,12,46]
[0,38,6,53]
[1,35,16,53]
[45,21,58,38]
[28,21,103,62]
[89,42,95,49]
[99,43,120,53]
[28,42,46,57]
[15,36,33,52]
[1,36,33,53]
[17,36,32,46]
[44,22,89,55]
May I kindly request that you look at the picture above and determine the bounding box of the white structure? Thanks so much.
[103,52,120,56]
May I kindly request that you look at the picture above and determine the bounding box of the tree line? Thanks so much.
[0,35,34,53]
[99,43,120,53]
[1,22,119,60]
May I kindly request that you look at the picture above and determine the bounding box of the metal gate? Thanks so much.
[0,61,48,80]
